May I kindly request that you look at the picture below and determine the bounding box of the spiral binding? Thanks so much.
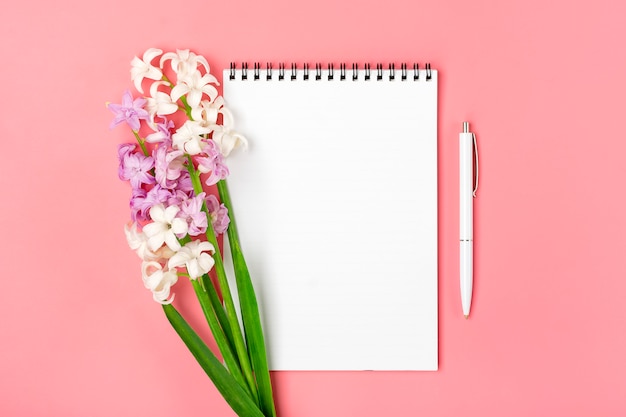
[229,62,432,81]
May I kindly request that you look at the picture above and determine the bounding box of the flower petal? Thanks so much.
[148,204,167,223]
[171,84,190,102]
[164,233,182,251]
[143,48,163,63]
[168,251,190,270]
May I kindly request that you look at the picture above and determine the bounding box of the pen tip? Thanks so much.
[464,315,469,319]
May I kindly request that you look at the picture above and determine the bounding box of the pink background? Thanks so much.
[2,0,626,415]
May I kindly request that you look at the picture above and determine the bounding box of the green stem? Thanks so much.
[162,74,193,119]
[179,96,193,119]
[190,279,251,398]
[162,304,264,417]
[201,273,237,354]
[217,179,277,417]
[186,156,259,404]
[132,130,149,156]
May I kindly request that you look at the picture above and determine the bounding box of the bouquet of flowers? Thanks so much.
[108,48,276,417]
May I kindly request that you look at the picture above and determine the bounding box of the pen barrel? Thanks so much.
[460,242,473,315]
[459,132,474,240]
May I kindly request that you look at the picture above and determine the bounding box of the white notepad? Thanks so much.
[223,63,438,371]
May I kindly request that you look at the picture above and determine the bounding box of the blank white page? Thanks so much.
[222,65,438,371]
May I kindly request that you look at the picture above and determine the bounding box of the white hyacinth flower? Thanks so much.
[190,96,226,127]
[160,49,211,80]
[211,125,248,158]
[125,222,176,262]
[143,204,188,252]
[146,81,179,118]
[168,240,215,279]
[172,120,212,155]
[170,70,219,109]
[125,222,159,261]
[141,261,178,304]
[188,97,247,157]
[130,48,163,94]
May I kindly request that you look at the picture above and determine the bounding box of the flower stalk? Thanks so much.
[218,179,276,417]
[109,48,275,416]
[187,156,259,403]
[162,303,265,417]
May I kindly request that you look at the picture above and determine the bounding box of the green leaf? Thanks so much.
[191,279,253,401]
[201,273,237,355]
[187,157,258,401]
[162,304,265,417]
[218,180,277,417]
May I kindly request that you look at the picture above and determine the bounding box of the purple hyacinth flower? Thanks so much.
[178,193,208,236]
[205,194,230,234]
[167,190,192,207]
[117,143,137,180]
[153,145,185,189]
[108,90,150,131]
[175,171,195,193]
[146,117,175,146]
[197,141,229,186]
[129,187,148,222]
[130,184,172,220]
[120,151,155,189]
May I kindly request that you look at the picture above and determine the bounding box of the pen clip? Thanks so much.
[472,133,479,198]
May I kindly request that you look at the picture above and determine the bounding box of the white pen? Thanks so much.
[460,122,478,319]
